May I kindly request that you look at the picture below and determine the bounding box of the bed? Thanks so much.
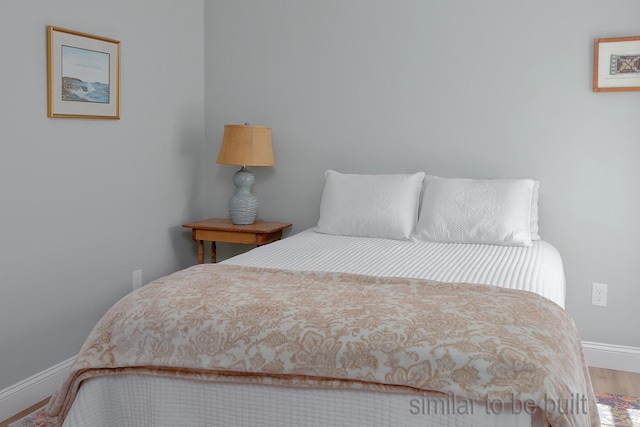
[46,172,599,427]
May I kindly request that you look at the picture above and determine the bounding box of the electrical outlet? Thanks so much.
[133,269,143,291]
[591,283,607,306]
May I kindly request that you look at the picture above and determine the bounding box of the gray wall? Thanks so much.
[0,1,205,389]
[1,0,638,393]
[205,0,640,348]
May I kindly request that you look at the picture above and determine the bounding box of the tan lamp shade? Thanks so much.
[216,124,275,166]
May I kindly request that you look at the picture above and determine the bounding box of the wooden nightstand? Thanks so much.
[182,218,292,264]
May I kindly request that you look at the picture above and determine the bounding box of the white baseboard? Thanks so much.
[0,356,75,423]
[1,341,639,421]
[582,341,640,374]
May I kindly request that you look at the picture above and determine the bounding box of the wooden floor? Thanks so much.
[589,366,640,396]
[0,398,49,427]
[1,367,639,426]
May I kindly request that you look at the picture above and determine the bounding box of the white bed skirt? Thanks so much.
[63,374,544,427]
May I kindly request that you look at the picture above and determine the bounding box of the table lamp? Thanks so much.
[216,123,274,225]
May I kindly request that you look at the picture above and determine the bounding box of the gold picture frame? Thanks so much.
[593,36,640,92]
[47,26,121,118]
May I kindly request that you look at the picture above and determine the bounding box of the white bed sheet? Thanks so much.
[62,230,565,427]
[223,229,566,307]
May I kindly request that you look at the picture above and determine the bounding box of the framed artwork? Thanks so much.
[47,26,121,118]
[593,36,640,92]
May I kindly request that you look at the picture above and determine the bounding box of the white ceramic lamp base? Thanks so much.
[228,166,258,225]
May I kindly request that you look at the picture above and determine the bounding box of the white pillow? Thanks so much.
[530,180,540,240]
[413,175,535,246]
[315,170,425,240]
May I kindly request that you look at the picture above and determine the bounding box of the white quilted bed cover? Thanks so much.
[223,229,566,307]
[62,230,566,427]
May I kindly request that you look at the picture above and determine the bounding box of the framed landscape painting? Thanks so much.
[47,26,121,119]
[593,35,640,92]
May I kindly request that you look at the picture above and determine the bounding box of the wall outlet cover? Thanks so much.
[592,283,607,307]
[133,269,143,290]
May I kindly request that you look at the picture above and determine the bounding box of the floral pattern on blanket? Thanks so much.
[47,264,598,427]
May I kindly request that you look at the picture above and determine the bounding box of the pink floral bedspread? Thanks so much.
[47,264,598,427]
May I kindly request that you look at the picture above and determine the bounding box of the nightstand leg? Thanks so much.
[211,241,217,263]
[197,240,204,264]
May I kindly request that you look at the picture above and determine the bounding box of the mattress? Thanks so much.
[222,229,566,307]
[60,230,572,427]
